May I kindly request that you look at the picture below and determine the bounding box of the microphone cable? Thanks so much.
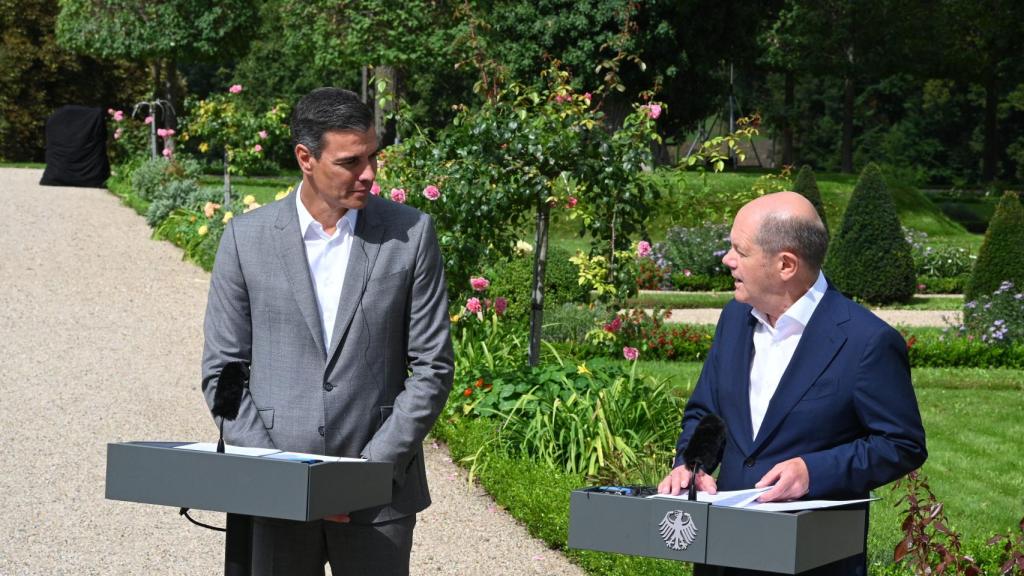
[179,507,226,532]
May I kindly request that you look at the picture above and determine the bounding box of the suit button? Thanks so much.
[318,426,325,437]
[323,382,334,391]
[744,457,755,468]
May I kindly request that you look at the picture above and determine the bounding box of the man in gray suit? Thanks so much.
[201,87,454,576]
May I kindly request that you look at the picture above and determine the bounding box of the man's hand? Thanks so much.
[324,513,350,523]
[755,457,809,502]
[657,465,718,496]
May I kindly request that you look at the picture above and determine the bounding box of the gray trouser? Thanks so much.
[252,515,416,576]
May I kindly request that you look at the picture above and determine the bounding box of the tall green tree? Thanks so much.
[826,163,916,303]
[56,0,258,125]
[0,0,147,160]
[791,165,828,231]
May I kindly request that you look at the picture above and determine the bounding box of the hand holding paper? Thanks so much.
[755,457,810,502]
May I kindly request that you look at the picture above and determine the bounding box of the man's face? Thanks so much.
[722,208,778,312]
[298,129,378,212]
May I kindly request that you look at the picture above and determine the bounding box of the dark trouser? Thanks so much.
[252,515,416,576]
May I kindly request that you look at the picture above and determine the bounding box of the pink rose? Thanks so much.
[229,84,243,94]
[555,93,570,104]
[466,297,483,314]
[645,104,662,120]
[112,110,124,122]
[603,316,622,333]
[253,144,263,153]
[565,196,578,209]
[113,127,123,140]
[144,115,153,125]
[390,188,406,203]
[583,92,592,103]
[422,185,441,201]
[683,269,692,277]
[258,130,268,139]
[157,128,169,138]
[370,182,381,195]
[470,276,490,292]
[493,297,508,316]
[162,148,172,158]
[636,241,652,258]
[623,346,639,361]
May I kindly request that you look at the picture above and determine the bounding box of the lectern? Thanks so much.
[105,442,393,575]
[569,488,866,574]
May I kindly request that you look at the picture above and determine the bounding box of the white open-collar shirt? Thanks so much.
[748,271,828,439]
[295,184,359,353]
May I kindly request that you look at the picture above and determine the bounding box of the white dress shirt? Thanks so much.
[748,271,828,439]
[295,185,358,353]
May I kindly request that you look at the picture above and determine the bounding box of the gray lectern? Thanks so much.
[569,489,865,574]
[105,442,393,575]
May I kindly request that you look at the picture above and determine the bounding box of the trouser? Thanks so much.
[252,515,416,576]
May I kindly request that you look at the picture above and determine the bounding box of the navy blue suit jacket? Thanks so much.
[674,286,927,500]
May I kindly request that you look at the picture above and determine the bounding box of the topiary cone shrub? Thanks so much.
[792,165,828,232]
[965,191,1024,301]
[825,163,916,304]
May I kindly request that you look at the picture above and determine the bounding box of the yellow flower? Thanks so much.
[244,202,261,213]
[450,314,461,324]
[577,362,591,375]
[198,142,208,153]
[222,211,234,223]
[197,225,209,236]
[243,194,256,205]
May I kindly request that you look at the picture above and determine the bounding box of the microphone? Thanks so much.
[682,413,726,501]
[211,361,250,453]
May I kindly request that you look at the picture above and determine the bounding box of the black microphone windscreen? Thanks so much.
[683,413,727,472]
[211,361,249,421]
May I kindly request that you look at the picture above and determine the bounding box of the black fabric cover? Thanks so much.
[40,105,110,187]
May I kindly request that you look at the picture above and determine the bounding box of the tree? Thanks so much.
[0,0,148,160]
[826,163,916,303]
[965,191,1024,300]
[55,0,258,127]
[791,165,828,231]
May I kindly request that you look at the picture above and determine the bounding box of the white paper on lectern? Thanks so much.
[263,451,365,463]
[743,498,875,512]
[176,442,280,456]
[649,487,873,511]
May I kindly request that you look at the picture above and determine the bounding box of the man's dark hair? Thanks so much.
[755,213,830,271]
[290,88,374,159]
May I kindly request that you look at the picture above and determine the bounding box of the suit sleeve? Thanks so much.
[360,216,454,484]
[201,221,276,449]
[673,311,728,469]
[800,326,927,497]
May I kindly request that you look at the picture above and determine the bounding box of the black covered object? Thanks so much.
[40,105,110,187]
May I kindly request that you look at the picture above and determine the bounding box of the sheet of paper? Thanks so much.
[743,498,875,512]
[648,486,771,506]
[175,442,280,457]
[262,451,365,463]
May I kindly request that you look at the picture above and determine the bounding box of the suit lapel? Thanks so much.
[751,289,849,453]
[725,312,757,457]
[325,198,384,363]
[274,194,327,360]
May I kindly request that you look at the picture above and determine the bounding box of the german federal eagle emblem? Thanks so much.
[658,510,698,550]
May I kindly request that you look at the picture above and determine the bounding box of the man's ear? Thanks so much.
[295,144,314,174]
[778,251,799,281]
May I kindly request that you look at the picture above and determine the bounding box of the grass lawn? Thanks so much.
[0,162,45,168]
[198,174,296,205]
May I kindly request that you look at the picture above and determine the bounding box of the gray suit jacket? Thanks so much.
[201,192,454,523]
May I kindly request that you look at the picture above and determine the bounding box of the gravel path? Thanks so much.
[0,168,582,576]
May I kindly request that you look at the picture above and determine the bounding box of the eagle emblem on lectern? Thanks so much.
[658,510,698,550]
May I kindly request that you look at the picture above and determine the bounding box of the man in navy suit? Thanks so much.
[658,191,927,575]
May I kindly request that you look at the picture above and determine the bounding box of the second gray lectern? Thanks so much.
[569,489,866,574]
[105,442,393,575]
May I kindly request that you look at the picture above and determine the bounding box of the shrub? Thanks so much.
[904,327,1024,369]
[962,281,1024,346]
[590,309,715,362]
[792,165,828,230]
[129,156,202,202]
[826,163,916,304]
[904,227,976,279]
[486,247,589,322]
[915,275,968,294]
[669,272,735,292]
[635,257,672,290]
[654,223,731,278]
[541,303,608,343]
[966,191,1024,301]
[145,179,203,226]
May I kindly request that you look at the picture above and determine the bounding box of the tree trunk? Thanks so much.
[981,74,999,182]
[528,198,551,367]
[840,73,855,173]
[782,71,795,166]
[372,65,401,146]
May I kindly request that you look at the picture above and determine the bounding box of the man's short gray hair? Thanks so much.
[755,213,829,271]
